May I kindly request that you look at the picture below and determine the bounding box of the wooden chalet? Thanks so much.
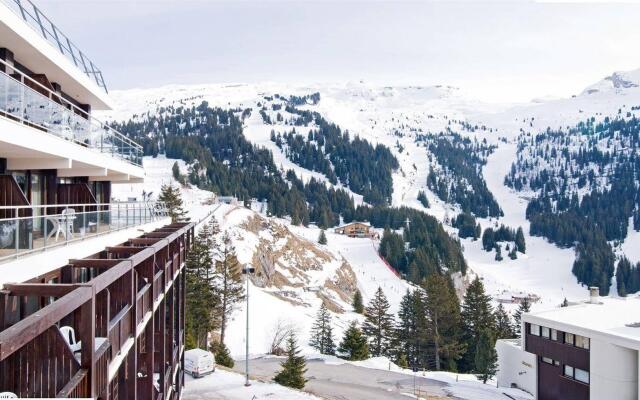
[333,222,375,238]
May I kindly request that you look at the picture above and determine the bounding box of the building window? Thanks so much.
[564,332,574,345]
[575,368,590,384]
[530,324,541,336]
[564,364,589,385]
[551,329,558,341]
[575,335,590,350]
[541,357,554,365]
[564,365,574,378]
[541,326,550,338]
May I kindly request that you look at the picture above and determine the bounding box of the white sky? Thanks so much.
[37,0,640,103]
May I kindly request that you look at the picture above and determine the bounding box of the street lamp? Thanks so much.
[242,264,256,387]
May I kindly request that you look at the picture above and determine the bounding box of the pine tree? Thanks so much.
[397,353,409,369]
[474,329,498,384]
[213,233,245,345]
[172,161,181,181]
[309,303,336,355]
[211,341,234,368]
[494,303,515,339]
[274,334,308,389]
[515,227,526,253]
[460,277,496,372]
[495,245,503,261]
[338,321,369,360]
[185,224,217,349]
[352,289,364,314]
[362,287,395,357]
[395,290,421,368]
[159,184,188,223]
[318,230,327,245]
[513,298,531,335]
[508,247,517,260]
[423,273,466,371]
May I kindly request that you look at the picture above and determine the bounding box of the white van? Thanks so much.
[184,348,216,378]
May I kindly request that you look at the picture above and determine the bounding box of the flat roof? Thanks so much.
[525,295,640,349]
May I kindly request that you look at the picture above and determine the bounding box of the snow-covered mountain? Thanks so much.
[104,68,640,331]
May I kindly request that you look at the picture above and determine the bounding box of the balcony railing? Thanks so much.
[0,201,168,261]
[0,57,143,165]
[1,0,108,92]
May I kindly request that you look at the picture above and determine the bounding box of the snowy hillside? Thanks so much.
[102,68,640,314]
[114,153,412,358]
[214,203,412,358]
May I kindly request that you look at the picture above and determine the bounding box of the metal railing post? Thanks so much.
[82,205,86,238]
[43,208,47,250]
[14,208,19,258]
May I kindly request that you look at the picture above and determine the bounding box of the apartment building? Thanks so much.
[0,1,193,398]
[496,288,640,400]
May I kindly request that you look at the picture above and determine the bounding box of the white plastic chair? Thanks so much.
[0,393,17,398]
[59,326,82,355]
[55,208,76,241]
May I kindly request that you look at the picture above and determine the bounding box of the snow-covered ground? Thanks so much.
[330,356,533,400]
[183,369,320,400]
[216,204,412,358]
[102,67,640,346]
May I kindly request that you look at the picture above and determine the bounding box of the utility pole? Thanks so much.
[242,264,255,387]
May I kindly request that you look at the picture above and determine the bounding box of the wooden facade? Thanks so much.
[0,221,194,399]
[334,222,374,238]
[524,323,590,400]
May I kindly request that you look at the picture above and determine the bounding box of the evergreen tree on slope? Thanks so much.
[363,287,395,357]
[185,223,217,349]
[213,233,245,345]
[474,329,498,384]
[159,184,188,223]
[460,276,496,372]
[494,303,515,339]
[352,289,364,314]
[309,302,336,355]
[338,321,369,361]
[274,334,308,389]
[513,298,531,336]
[423,273,466,371]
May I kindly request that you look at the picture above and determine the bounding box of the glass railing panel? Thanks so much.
[0,68,143,166]
[0,0,108,92]
[0,202,167,262]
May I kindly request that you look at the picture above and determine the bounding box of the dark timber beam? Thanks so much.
[128,238,162,246]
[2,283,80,297]
[0,286,92,360]
[68,259,123,268]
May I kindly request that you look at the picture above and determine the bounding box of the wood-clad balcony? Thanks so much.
[0,221,194,399]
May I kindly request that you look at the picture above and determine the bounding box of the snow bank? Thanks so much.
[183,369,320,400]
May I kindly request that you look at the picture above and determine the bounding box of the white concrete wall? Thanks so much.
[590,339,638,400]
[496,339,537,398]
[0,118,144,180]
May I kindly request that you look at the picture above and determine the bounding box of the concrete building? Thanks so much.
[496,287,640,400]
[0,1,190,399]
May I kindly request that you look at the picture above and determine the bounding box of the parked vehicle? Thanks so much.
[184,348,216,378]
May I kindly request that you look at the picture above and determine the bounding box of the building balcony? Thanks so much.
[1,0,107,93]
[0,58,142,168]
[0,201,168,262]
[0,222,192,399]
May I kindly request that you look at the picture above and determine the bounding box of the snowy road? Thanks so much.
[233,357,454,400]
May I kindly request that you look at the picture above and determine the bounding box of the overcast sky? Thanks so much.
[36,0,640,103]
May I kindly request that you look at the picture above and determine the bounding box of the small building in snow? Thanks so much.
[218,196,238,205]
[334,222,375,238]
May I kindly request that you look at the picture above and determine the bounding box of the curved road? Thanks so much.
[233,357,458,400]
